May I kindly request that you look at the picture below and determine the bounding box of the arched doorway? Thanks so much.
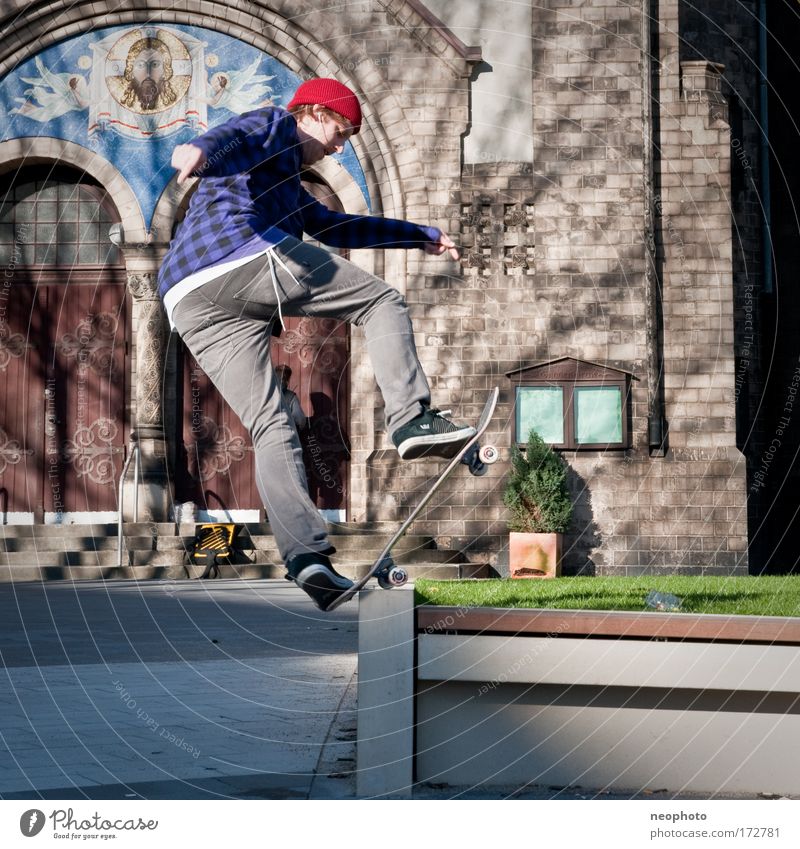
[0,167,129,523]
[174,173,351,522]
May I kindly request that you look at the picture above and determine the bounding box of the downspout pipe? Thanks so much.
[642,0,668,456]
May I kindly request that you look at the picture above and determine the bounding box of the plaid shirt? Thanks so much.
[158,107,440,298]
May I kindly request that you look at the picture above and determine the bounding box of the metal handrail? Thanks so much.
[117,432,140,569]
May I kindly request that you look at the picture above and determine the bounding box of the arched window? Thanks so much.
[0,168,122,268]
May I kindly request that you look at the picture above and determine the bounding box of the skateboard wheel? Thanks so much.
[387,566,408,587]
[478,444,499,464]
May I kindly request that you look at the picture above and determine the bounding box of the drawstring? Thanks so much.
[265,247,303,332]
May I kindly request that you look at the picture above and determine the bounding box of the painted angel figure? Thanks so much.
[11,56,89,122]
[203,58,277,113]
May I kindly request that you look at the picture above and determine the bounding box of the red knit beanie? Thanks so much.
[287,78,362,134]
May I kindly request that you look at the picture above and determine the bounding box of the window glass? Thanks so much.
[14,201,34,223]
[36,202,58,222]
[517,386,564,444]
[57,242,78,265]
[57,222,78,243]
[60,201,79,222]
[36,222,56,244]
[0,177,121,266]
[575,386,622,443]
[21,240,36,264]
[78,242,100,264]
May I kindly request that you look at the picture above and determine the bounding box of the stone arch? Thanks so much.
[305,159,370,217]
[0,138,147,242]
[0,1,475,228]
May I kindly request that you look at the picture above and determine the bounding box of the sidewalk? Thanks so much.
[0,579,358,800]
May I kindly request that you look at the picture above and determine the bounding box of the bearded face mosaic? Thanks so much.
[0,24,369,228]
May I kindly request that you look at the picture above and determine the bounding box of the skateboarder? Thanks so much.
[159,77,476,610]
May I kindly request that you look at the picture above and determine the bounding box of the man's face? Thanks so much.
[133,49,165,84]
[296,109,354,165]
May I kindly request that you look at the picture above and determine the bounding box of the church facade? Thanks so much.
[1,1,790,576]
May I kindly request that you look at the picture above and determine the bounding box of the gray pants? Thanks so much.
[171,235,431,562]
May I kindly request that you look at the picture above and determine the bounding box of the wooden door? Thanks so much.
[272,317,349,512]
[177,318,350,517]
[0,276,127,519]
[0,281,42,518]
[46,279,127,515]
[0,171,128,521]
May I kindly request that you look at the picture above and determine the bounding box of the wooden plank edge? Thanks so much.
[416,605,800,644]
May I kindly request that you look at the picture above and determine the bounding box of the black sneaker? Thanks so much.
[392,408,477,460]
[286,552,353,611]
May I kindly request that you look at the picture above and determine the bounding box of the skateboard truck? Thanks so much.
[461,442,500,476]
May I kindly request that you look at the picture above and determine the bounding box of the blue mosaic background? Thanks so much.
[0,24,370,229]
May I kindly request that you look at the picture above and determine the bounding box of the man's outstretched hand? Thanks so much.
[172,144,207,184]
[425,230,460,261]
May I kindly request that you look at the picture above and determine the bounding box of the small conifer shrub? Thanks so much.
[503,429,573,534]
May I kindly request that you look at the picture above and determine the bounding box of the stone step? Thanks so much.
[0,522,170,538]
[0,550,184,568]
[0,561,489,584]
[157,532,443,556]
[162,534,458,564]
[0,543,464,570]
[177,521,404,538]
[0,521,405,543]
[0,532,438,556]
[237,532,436,552]
[0,564,180,582]
[183,562,488,582]
[241,548,460,566]
[0,536,156,553]
[0,521,485,583]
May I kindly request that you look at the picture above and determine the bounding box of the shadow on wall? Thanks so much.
[564,466,600,576]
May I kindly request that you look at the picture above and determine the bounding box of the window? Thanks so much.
[0,170,122,268]
[574,386,623,444]
[516,385,564,444]
[509,358,633,450]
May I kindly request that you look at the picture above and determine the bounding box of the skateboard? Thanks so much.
[326,388,499,611]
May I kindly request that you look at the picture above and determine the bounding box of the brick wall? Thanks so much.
[518,0,748,574]
[1,0,754,573]
[373,0,749,575]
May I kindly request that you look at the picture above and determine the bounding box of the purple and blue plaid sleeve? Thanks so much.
[300,190,440,250]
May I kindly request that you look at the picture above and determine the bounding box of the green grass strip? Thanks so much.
[415,575,800,617]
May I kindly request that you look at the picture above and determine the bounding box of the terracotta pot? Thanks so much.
[509,532,562,579]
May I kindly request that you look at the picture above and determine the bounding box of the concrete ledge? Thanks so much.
[356,587,415,798]
[417,635,800,691]
[358,595,800,796]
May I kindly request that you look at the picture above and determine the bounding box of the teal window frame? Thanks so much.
[515,379,629,450]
